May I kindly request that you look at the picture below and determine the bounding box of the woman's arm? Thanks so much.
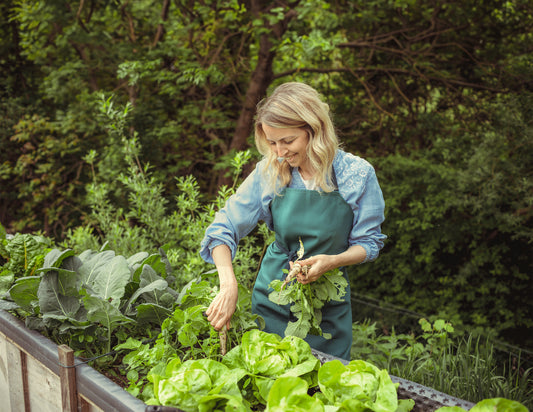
[205,244,239,330]
[335,152,387,263]
[199,159,274,264]
[296,244,366,284]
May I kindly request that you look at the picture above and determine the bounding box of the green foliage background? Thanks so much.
[1,0,531,350]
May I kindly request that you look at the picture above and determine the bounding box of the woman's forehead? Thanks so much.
[262,124,306,141]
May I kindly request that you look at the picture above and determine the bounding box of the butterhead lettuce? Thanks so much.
[317,359,414,412]
[266,376,325,412]
[147,357,249,412]
[222,329,320,404]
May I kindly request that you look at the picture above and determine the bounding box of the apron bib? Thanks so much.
[252,186,354,360]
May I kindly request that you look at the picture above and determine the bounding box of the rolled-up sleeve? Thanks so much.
[199,160,273,264]
[335,152,387,263]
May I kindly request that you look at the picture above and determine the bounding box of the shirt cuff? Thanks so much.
[199,238,230,264]
[358,242,380,264]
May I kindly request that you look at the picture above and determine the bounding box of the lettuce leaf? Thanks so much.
[148,358,249,412]
[266,376,325,412]
[317,359,413,412]
[222,329,320,405]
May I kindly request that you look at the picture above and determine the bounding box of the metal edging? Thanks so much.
[0,309,146,412]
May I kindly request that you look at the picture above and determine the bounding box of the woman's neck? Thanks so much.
[298,164,314,181]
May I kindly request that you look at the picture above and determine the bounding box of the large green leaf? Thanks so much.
[138,264,178,307]
[136,303,173,325]
[124,277,168,315]
[78,250,117,287]
[127,251,150,271]
[266,376,324,412]
[8,276,41,313]
[84,295,133,330]
[37,270,81,322]
[80,252,130,306]
[40,248,76,270]
[0,268,15,295]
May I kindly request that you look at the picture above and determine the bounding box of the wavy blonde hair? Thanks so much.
[254,82,339,192]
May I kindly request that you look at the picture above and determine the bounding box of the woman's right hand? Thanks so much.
[206,244,239,330]
[206,282,238,330]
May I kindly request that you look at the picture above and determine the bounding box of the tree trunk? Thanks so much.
[217,1,299,187]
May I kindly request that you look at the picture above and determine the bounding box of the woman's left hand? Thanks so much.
[295,254,336,284]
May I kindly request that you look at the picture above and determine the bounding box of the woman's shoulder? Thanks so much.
[333,149,375,186]
[235,157,277,202]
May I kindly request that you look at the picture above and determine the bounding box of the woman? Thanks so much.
[199,82,386,360]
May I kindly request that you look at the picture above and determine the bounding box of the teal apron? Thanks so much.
[251,185,354,360]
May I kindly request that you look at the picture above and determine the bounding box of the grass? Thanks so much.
[350,319,533,409]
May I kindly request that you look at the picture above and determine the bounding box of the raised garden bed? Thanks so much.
[0,309,145,412]
[0,309,475,412]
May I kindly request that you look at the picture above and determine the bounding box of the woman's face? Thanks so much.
[262,124,310,172]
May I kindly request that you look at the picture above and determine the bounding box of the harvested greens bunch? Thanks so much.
[268,238,348,339]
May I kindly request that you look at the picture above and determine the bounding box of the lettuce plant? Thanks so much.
[222,329,320,405]
[316,359,414,412]
[265,376,325,412]
[147,358,250,412]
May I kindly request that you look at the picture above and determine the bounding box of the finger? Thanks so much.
[216,316,230,331]
[210,313,224,329]
[299,256,314,265]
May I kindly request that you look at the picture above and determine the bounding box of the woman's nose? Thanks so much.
[276,143,288,157]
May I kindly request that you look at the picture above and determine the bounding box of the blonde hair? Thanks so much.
[254,82,339,192]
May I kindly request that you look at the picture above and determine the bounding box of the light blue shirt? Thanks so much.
[200,149,387,264]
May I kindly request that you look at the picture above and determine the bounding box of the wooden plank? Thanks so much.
[78,395,92,412]
[6,339,29,412]
[58,344,78,412]
[24,353,62,411]
[0,332,13,411]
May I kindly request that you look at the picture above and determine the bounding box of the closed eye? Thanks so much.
[268,138,295,145]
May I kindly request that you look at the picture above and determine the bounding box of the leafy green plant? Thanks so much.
[269,268,347,340]
[64,95,269,293]
[350,320,416,372]
[140,329,417,412]
[147,358,250,412]
[265,376,324,412]
[350,319,533,409]
[2,245,176,356]
[115,279,263,400]
[222,329,321,407]
[315,359,414,412]
[0,228,52,310]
